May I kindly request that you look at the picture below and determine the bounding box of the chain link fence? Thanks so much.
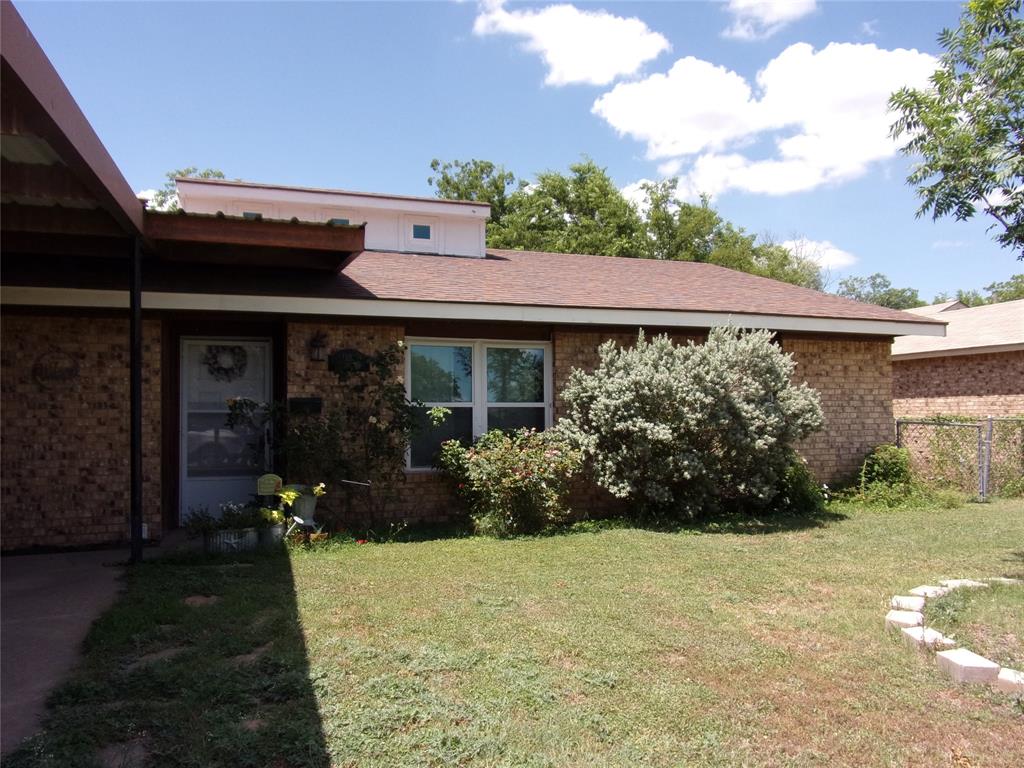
[895,417,1024,499]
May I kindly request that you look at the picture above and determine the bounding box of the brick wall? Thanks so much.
[1,314,162,550]
[893,350,1024,418]
[285,321,452,529]
[782,337,894,484]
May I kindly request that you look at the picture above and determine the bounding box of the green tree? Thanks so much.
[428,158,523,224]
[889,0,1023,255]
[984,272,1024,301]
[491,158,647,257]
[934,272,1024,303]
[640,181,823,288]
[429,159,823,287]
[149,167,226,211]
[836,273,925,309]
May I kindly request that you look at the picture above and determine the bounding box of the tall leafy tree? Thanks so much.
[427,159,522,224]
[836,273,925,309]
[429,159,823,287]
[889,0,1023,255]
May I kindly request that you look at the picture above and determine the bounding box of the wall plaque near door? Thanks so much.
[32,349,80,388]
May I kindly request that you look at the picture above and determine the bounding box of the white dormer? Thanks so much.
[175,178,491,258]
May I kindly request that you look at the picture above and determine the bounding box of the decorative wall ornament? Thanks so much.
[203,345,248,382]
[32,348,80,388]
[328,348,371,380]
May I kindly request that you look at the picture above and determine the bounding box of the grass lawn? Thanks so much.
[925,582,1024,670]
[9,499,1024,767]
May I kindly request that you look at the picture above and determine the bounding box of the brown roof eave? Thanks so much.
[1,1,144,237]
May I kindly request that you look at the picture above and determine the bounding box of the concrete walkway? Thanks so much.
[1,549,126,754]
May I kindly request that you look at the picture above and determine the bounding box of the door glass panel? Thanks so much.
[410,345,472,402]
[185,343,269,410]
[186,414,262,477]
[410,406,472,468]
[487,407,546,433]
[487,347,544,403]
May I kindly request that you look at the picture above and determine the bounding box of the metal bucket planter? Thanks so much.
[259,523,285,549]
[204,527,258,554]
[292,494,318,519]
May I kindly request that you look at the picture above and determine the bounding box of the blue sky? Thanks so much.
[15,0,1019,299]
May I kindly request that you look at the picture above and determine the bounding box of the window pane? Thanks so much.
[412,224,431,240]
[411,345,472,402]
[487,347,544,403]
[186,413,262,477]
[487,407,546,433]
[411,406,472,467]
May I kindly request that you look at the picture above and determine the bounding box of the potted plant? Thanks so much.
[184,503,260,554]
[258,506,286,548]
[277,482,326,520]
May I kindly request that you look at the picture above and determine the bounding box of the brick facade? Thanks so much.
[1,314,162,550]
[893,351,1024,418]
[781,337,894,484]
[285,321,452,529]
[0,315,900,548]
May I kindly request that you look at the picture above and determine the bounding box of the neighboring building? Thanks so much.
[0,3,944,550]
[892,299,1024,418]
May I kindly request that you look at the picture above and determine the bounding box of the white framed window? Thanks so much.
[401,215,439,253]
[405,339,553,469]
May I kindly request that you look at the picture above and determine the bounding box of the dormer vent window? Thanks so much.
[327,217,350,226]
[412,224,432,240]
[242,211,263,221]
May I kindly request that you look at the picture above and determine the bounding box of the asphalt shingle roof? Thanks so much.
[340,248,944,327]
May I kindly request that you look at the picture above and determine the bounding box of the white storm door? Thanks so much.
[180,338,272,522]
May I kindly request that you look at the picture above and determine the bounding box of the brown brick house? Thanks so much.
[892,299,1024,418]
[0,3,944,551]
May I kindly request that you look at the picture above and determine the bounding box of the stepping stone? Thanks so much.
[939,579,989,589]
[936,648,999,684]
[885,609,923,630]
[901,626,956,650]
[241,718,266,732]
[891,595,926,612]
[183,595,220,607]
[993,667,1024,694]
[986,577,1022,586]
[909,585,950,598]
[230,641,273,665]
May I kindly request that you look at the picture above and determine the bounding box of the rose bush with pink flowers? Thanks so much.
[437,428,582,537]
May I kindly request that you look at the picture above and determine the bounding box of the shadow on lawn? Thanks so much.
[6,549,330,768]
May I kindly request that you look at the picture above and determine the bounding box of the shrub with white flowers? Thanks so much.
[556,327,824,517]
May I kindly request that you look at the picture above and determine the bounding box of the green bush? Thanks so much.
[859,444,912,490]
[437,428,582,537]
[557,326,824,518]
[769,455,827,515]
[850,444,962,510]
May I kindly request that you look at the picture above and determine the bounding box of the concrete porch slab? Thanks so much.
[1,549,125,754]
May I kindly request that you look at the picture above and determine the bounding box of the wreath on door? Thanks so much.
[203,345,248,382]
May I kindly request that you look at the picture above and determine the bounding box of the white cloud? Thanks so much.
[593,42,937,197]
[931,239,969,250]
[722,0,817,41]
[861,19,880,37]
[782,237,858,269]
[473,0,669,86]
